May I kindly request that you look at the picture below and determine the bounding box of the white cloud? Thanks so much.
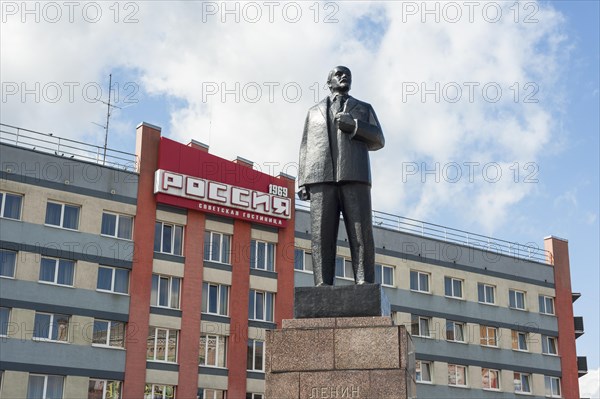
[1,1,569,234]
[580,368,600,398]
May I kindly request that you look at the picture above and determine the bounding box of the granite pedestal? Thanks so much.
[266,286,416,399]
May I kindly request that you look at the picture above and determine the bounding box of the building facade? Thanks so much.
[0,122,586,399]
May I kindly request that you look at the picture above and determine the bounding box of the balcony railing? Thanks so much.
[296,200,551,264]
[0,123,138,172]
[574,316,585,338]
[578,356,588,377]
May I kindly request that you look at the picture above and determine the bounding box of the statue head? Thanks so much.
[327,66,352,95]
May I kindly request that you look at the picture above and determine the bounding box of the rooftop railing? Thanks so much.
[0,123,138,172]
[296,200,551,264]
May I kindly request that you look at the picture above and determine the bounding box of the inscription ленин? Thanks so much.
[308,385,360,398]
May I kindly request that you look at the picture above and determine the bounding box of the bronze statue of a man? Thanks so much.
[298,66,385,286]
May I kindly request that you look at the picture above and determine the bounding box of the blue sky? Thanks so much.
[2,1,598,394]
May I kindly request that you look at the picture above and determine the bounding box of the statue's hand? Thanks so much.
[336,113,356,133]
[297,186,310,201]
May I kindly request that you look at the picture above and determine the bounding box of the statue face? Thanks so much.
[328,67,352,93]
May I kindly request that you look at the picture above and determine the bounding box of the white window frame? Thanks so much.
[154,221,184,256]
[482,368,501,391]
[199,334,227,368]
[0,307,10,337]
[147,327,178,363]
[151,274,181,309]
[33,312,69,342]
[509,289,527,310]
[0,191,23,220]
[96,266,130,295]
[202,282,229,316]
[480,325,498,347]
[247,339,265,372]
[88,379,122,399]
[512,330,529,352]
[101,212,133,240]
[514,372,532,394]
[250,239,275,271]
[0,249,17,279]
[410,270,430,293]
[39,257,75,287]
[204,231,231,264]
[27,374,64,399]
[542,335,558,356]
[144,384,175,399]
[444,276,463,299]
[446,320,466,343]
[246,394,263,399]
[92,319,125,349]
[335,256,354,280]
[249,289,275,322]
[375,264,395,287]
[478,283,496,305]
[448,364,468,387]
[199,388,226,399]
[44,201,80,230]
[294,249,313,273]
[416,360,432,383]
[411,315,431,338]
[539,295,555,315]
[544,376,561,397]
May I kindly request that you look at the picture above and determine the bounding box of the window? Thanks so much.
[448,364,468,387]
[542,335,558,355]
[45,201,79,230]
[250,240,275,271]
[539,295,555,315]
[416,360,432,383]
[246,394,263,399]
[512,330,529,351]
[482,368,500,390]
[411,315,431,338]
[249,290,274,322]
[0,307,10,336]
[294,249,313,272]
[101,212,133,240]
[446,321,465,343]
[247,339,265,371]
[509,289,526,310]
[154,222,183,256]
[478,283,496,304]
[0,192,22,220]
[444,277,463,298]
[144,384,175,399]
[0,249,16,278]
[204,231,231,264]
[375,264,394,286]
[514,372,531,394]
[151,274,181,309]
[410,270,430,293]
[199,389,226,399]
[147,327,178,363]
[92,320,125,348]
[335,256,354,279]
[33,312,69,342]
[27,374,64,399]
[39,257,74,286]
[199,334,227,368]
[202,282,229,316]
[97,266,129,294]
[88,379,122,399]
[544,376,561,397]
[480,326,498,347]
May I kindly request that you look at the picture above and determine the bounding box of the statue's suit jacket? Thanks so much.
[298,96,385,189]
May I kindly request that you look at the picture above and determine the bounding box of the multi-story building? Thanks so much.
[0,122,586,399]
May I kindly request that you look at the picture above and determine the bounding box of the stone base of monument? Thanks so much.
[265,285,415,399]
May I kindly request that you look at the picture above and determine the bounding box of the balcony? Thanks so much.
[574,316,585,338]
[578,356,588,377]
[572,292,581,303]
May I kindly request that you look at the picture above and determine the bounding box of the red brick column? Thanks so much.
[275,173,296,325]
[544,236,579,399]
[227,220,252,398]
[178,211,206,398]
[123,123,161,399]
